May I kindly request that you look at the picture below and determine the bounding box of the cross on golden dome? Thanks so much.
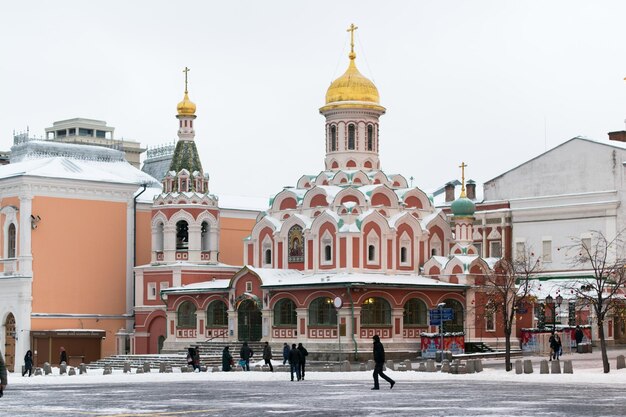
[347,23,358,59]
[183,66,190,94]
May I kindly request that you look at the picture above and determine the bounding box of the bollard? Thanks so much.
[159,362,167,373]
[563,360,573,374]
[617,355,626,370]
[123,362,131,373]
[35,367,43,376]
[366,359,375,371]
[59,363,67,375]
[143,362,151,373]
[550,360,561,374]
[426,359,436,372]
[79,363,87,375]
[103,365,112,375]
[515,360,523,374]
[404,359,412,371]
[180,366,189,373]
[386,360,395,371]
[523,359,533,374]
[136,367,144,374]
[466,359,475,374]
[540,360,549,374]
[359,363,366,371]
[440,359,450,373]
[418,362,426,372]
[212,366,219,373]
[254,365,262,371]
[68,367,76,376]
[342,360,351,372]
[43,362,52,375]
[475,359,483,373]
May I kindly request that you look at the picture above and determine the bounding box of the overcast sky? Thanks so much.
[2,1,626,200]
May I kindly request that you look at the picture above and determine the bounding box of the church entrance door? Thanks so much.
[4,313,16,372]
[238,300,262,342]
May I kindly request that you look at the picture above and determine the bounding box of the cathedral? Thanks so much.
[133,26,517,358]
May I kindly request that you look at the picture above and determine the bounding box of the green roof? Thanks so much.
[169,140,203,174]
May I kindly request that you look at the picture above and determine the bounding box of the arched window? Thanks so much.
[273,298,297,326]
[309,297,337,325]
[176,220,189,250]
[400,247,408,264]
[201,221,210,251]
[177,301,197,328]
[324,244,332,262]
[368,245,376,262]
[442,299,464,333]
[8,223,16,258]
[348,124,355,150]
[331,125,337,151]
[361,297,391,325]
[155,222,164,252]
[367,125,373,151]
[206,300,227,327]
[403,298,427,326]
[264,249,272,265]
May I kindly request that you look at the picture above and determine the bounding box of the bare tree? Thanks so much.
[482,245,542,371]
[565,230,626,373]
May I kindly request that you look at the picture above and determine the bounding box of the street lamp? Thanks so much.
[545,294,563,330]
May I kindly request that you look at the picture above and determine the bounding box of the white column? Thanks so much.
[209,229,219,262]
[188,224,201,262]
[163,225,176,262]
[17,195,33,274]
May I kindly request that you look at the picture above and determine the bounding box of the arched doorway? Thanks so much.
[4,313,16,372]
[442,299,465,333]
[238,299,262,341]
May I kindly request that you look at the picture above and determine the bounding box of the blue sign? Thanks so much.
[429,308,454,325]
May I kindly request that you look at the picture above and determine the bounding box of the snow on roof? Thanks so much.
[164,279,231,293]
[0,141,159,187]
[247,266,464,288]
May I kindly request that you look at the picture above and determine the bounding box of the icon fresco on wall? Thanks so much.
[288,225,304,263]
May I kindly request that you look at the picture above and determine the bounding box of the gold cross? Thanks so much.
[459,162,468,196]
[183,67,190,93]
[347,23,358,55]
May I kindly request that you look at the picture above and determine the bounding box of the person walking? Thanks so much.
[222,346,233,372]
[282,342,290,365]
[554,333,562,360]
[0,349,7,398]
[23,350,33,377]
[59,346,68,365]
[297,343,308,380]
[186,347,196,371]
[372,335,395,390]
[288,343,302,381]
[240,342,253,371]
[548,332,562,361]
[575,326,584,349]
[263,341,274,372]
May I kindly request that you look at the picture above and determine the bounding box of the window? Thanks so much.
[367,125,373,151]
[201,221,210,251]
[368,245,376,262]
[430,234,442,257]
[176,220,189,250]
[147,282,157,300]
[330,125,337,151]
[542,240,552,263]
[207,300,228,326]
[7,223,16,258]
[309,297,337,325]
[490,241,502,258]
[474,242,482,257]
[400,247,408,264]
[515,242,525,260]
[441,299,464,333]
[324,245,332,262]
[361,297,391,325]
[485,309,495,331]
[246,281,253,292]
[264,248,272,266]
[348,124,355,150]
[177,301,197,328]
[403,299,427,326]
[273,298,297,326]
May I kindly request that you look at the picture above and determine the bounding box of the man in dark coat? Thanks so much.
[297,343,308,380]
[282,342,290,365]
[222,346,233,371]
[240,342,253,371]
[59,347,68,365]
[0,349,7,398]
[263,342,274,372]
[372,335,395,390]
[288,343,302,381]
[575,326,584,348]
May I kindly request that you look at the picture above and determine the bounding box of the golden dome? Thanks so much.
[177,92,196,116]
[325,54,380,105]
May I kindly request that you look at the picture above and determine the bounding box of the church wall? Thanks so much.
[136,207,152,267]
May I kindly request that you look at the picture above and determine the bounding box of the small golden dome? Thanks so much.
[325,55,380,105]
[177,92,196,116]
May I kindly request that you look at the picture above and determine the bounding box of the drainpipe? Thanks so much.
[345,284,359,361]
[132,184,148,316]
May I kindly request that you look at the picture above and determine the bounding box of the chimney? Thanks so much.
[609,131,626,143]
[444,182,455,202]
[466,180,476,200]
